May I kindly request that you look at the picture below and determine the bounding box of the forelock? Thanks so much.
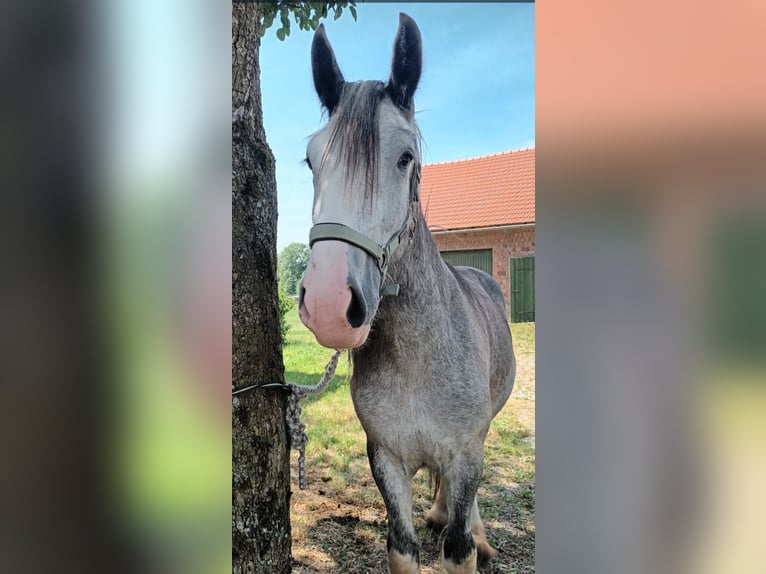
[321,81,386,202]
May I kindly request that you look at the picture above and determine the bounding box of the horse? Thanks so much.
[298,13,516,574]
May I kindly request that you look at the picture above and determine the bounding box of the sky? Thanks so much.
[260,3,535,251]
[107,0,229,193]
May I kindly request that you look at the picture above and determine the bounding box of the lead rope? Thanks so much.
[285,349,342,490]
[232,349,342,490]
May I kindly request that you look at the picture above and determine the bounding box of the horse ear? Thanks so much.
[386,13,422,112]
[311,24,345,114]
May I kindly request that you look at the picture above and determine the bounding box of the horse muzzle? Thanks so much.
[299,240,378,349]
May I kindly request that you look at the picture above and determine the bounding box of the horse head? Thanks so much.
[299,13,422,349]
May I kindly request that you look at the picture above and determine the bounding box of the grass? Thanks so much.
[283,307,535,573]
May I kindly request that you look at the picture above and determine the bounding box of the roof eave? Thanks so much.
[429,222,536,235]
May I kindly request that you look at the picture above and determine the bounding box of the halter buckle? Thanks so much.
[378,248,389,272]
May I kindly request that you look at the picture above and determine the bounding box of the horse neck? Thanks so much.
[350,210,449,370]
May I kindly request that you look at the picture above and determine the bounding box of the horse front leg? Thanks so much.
[367,441,420,574]
[441,452,484,574]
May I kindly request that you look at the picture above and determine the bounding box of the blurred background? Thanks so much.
[1,0,229,572]
[1,0,765,573]
[537,2,766,573]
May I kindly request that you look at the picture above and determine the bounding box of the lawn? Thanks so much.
[283,306,535,573]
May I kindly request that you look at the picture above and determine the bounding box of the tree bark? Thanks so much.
[232,3,292,573]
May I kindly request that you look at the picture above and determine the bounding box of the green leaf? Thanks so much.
[259,2,359,37]
[263,12,275,30]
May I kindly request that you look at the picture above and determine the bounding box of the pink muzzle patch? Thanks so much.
[299,240,371,349]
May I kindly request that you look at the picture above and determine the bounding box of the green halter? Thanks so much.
[308,164,421,297]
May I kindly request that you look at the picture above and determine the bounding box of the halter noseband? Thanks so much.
[308,163,421,297]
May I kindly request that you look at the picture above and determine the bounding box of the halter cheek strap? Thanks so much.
[308,163,421,296]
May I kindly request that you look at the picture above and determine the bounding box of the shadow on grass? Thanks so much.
[292,462,535,574]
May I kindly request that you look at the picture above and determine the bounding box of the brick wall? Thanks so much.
[432,226,535,315]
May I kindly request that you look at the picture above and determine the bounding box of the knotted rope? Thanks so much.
[285,349,342,489]
[233,349,342,490]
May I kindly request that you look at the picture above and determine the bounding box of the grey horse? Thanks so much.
[298,13,516,574]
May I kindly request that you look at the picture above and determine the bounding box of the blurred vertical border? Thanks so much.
[1,0,230,572]
[537,1,766,573]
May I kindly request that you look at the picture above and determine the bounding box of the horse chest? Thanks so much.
[350,373,479,468]
[352,382,424,437]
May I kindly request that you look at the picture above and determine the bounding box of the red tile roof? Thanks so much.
[421,148,535,232]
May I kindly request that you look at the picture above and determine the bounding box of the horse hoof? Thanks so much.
[442,548,477,574]
[474,536,498,569]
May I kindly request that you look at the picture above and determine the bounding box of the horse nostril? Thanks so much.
[299,284,306,308]
[346,284,367,328]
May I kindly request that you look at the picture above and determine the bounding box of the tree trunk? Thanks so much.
[232,3,292,573]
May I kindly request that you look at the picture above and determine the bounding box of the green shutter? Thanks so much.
[510,256,535,323]
[440,249,493,275]
[711,213,766,361]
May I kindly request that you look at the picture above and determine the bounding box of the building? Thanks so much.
[421,148,535,322]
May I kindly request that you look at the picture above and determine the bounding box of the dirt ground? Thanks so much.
[289,460,534,574]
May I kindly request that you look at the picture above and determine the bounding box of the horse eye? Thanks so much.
[305,157,313,171]
[398,152,413,169]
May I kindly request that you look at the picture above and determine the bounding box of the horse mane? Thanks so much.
[320,81,386,204]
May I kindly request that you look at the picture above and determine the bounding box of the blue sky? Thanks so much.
[260,3,535,251]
